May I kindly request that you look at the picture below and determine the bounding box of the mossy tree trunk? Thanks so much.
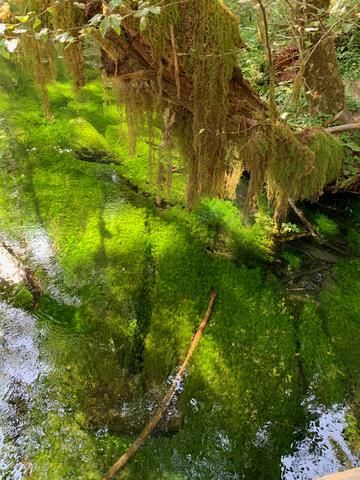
[9,0,347,216]
[299,0,346,115]
[91,1,267,206]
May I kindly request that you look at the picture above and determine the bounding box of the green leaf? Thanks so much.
[89,14,103,26]
[99,17,111,37]
[109,0,123,12]
[55,31,75,43]
[79,26,92,38]
[15,15,30,23]
[148,6,161,14]
[13,26,29,34]
[345,140,360,153]
[134,6,161,18]
[134,7,149,17]
[33,18,42,30]
[342,23,352,33]
[34,27,49,40]
[109,15,121,35]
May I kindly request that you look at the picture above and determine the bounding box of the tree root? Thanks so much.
[105,290,218,480]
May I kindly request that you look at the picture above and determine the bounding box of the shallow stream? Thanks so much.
[0,83,359,480]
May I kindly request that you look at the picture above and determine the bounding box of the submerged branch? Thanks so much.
[105,290,218,480]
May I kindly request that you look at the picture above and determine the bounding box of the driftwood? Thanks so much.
[105,290,218,480]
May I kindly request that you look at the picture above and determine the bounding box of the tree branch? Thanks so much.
[105,290,218,480]
[326,123,360,134]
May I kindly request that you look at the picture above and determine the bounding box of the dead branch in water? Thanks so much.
[105,290,218,480]
[288,198,322,241]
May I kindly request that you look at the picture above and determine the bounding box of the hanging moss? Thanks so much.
[20,35,56,117]
[52,0,86,90]
[11,0,346,219]
[243,123,344,219]
[97,0,242,206]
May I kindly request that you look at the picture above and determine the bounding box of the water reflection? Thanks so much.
[0,302,44,479]
[282,395,360,479]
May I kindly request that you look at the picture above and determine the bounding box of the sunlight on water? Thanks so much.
[25,227,80,306]
[0,246,24,284]
[0,302,43,479]
[282,395,360,480]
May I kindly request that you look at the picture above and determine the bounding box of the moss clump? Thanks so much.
[345,409,360,457]
[282,250,301,270]
[19,35,56,116]
[244,123,344,220]
[109,0,242,205]
[67,117,113,159]
[168,0,241,202]
[305,128,345,192]
[314,213,340,237]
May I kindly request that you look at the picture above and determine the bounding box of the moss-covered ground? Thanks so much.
[0,70,359,479]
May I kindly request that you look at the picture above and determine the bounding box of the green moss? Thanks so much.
[67,117,111,155]
[1,63,359,480]
[244,123,344,219]
[314,213,340,237]
[345,409,360,457]
[282,250,301,270]
[0,282,34,310]
[348,228,360,256]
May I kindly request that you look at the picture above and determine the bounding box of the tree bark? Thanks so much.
[300,0,346,115]
[90,6,267,134]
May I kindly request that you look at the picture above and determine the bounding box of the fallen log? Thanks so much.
[326,123,360,134]
[105,290,218,480]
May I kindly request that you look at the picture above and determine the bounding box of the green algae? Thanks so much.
[0,69,359,480]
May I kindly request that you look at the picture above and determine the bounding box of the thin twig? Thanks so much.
[256,0,277,121]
